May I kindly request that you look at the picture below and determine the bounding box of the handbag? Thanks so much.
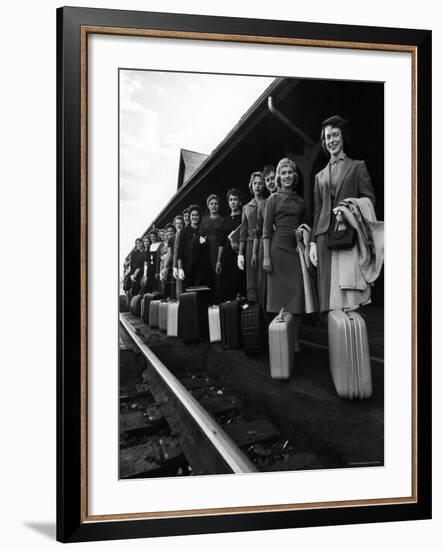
[326,218,357,250]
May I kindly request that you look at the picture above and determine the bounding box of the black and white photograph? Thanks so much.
[119,70,385,479]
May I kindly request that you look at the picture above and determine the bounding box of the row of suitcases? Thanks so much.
[129,287,268,353]
[128,288,372,399]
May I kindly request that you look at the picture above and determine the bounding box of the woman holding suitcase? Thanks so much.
[262,158,305,355]
[309,115,376,312]
[238,171,266,302]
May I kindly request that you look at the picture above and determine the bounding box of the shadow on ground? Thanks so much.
[24,522,56,540]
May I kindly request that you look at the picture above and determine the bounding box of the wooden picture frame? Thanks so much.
[57,6,432,543]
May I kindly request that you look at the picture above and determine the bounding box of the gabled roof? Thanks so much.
[177,149,208,190]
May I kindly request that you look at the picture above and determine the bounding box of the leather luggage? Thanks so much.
[241,302,266,354]
[167,301,180,337]
[130,294,143,317]
[179,286,211,343]
[328,310,372,399]
[268,309,295,379]
[159,301,169,332]
[123,273,132,292]
[141,292,164,324]
[219,299,242,349]
[208,305,221,343]
[149,299,162,328]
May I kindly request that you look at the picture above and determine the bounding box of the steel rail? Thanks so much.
[120,314,258,474]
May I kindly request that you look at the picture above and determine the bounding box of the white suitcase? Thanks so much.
[268,310,295,379]
[328,310,372,399]
[167,301,180,337]
[208,305,221,343]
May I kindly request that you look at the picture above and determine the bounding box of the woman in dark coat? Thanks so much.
[145,229,162,293]
[238,171,266,302]
[309,115,376,311]
[176,205,213,293]
[199,194,225,302]
[128,238,144,296]
[263,158,306,354]
[220,188,246,301]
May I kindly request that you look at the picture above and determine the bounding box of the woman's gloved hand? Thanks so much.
[172,267,178,279]
[178,268,185,280]
[309,242,318,267]
[333,207,344,222]
[237,254,245,271]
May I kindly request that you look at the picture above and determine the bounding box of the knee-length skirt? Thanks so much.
[266,231,304,314]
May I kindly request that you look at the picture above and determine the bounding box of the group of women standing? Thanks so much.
[125,115,376,354]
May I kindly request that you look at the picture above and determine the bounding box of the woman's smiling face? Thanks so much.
[264,171,276,192]
[190,209,200,226]
[279,165,295,189]
[324,125,344,157]
[208,198,219,215]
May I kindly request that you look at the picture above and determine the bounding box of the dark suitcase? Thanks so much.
[159,301,169,332]
[241,302,267,354]
[328,310,372,399]
[179,287,211,343]
[123,272,132,292]
[129,294,143,317]
[141,292,164,324]
[219,299,242,349]
[149,300,162,329]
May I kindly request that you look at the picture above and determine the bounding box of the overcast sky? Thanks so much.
[119,69,274,265]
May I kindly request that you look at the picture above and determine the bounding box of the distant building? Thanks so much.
[177,149,208,191]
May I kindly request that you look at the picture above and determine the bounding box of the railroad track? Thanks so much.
[119,313,320,479]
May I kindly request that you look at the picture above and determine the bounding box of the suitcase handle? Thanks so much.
[275,308,286,322]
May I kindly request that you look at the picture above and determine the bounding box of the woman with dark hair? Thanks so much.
[238,171,266,302]
[252,163,277,309]
[182,207,190,227]
[199,194,225,302]
[263,158,305,354]
[145,228,162,293]
[309,115,375,311]
[176,205,213,291]
[262,164,277,194]
[220,188,246,301]
[127,237,144,295]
